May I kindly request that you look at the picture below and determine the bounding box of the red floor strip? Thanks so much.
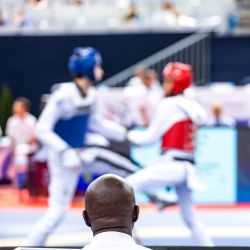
[1,186,250,210]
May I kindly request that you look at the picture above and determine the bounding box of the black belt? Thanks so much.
[173,157,195,165]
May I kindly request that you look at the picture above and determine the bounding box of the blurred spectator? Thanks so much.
[128,65,146,87]
[6,97,37,146]
[123,2,140,23]
[141,69,161,91]
[133,68,163,106]
[189,0,238,34]
[68,0,84,5]
[6,97,37,189]
[27,0,48,9]
[128,67,162,94]
[0,137,13,185]
[12,9,33,28]
[0,0,238,32]
[0,8,7,26]
[151,1,180,27]
[126,69,163,126]
[162,1,180,18]
[206,102,236,127]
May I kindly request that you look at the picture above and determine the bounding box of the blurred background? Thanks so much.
[0,0,250,247]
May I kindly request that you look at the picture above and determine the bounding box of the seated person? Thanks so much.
[82,174,152,250]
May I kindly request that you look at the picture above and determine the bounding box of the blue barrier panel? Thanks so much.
[194,127,237,203]
[131,127,238,204]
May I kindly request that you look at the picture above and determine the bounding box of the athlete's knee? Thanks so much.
[42,207,67,229]
[126,175,144,192]
[126,174,150,192]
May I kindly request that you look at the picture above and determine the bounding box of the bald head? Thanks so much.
[83,174,139,236]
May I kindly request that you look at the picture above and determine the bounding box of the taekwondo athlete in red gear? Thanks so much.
[27,47,127,246]
[126,62,214,246]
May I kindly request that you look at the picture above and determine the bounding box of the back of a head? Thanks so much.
[135,65,146,78]
[212,102,223,117]
[143,69,156,79]
[83,174,138,235]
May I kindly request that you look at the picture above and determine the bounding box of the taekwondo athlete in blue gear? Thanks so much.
[27,47,127,246]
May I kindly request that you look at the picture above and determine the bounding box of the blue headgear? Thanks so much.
[68,47,102,81]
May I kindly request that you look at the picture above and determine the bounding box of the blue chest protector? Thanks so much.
[54,113,90,148]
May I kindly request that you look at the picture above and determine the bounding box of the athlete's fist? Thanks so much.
[61,148,81,169]
[127,130,139,146]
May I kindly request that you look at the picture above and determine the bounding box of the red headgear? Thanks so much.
[162,62,193,94]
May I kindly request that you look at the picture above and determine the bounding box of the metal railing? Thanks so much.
[99,32,211,87]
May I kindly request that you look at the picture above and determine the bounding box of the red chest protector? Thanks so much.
[161,119,194,153]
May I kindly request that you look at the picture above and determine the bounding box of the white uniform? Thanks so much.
[27,82,126,246]
[206,115,236,127]
[126,94,214,246]
[80,132,138,178]
[82,231,152,250]
[6,113,37,144]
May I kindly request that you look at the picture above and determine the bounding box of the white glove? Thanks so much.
[61,148,82,169]
[127,130,140,146]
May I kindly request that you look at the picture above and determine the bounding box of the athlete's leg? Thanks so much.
[82,147,137,178]
[128,158,185,240]
[176,181,214,246]
[27,152,80,246]
[126,158,186,196]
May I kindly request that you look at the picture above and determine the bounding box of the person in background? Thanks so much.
[26,0,48,9]
[68,0,84,5]
[6,97,37,147]
[82,173,152,250]
[151,1,180,27]
[12,9,33,28]
[128,65,146,87]
[6,97,37,190]
[0,125,13,185]
[127,68,162,126]
[123,2,140,24]
[128,68,162,100]
[206,102,236,127]
[0,8,7,26]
